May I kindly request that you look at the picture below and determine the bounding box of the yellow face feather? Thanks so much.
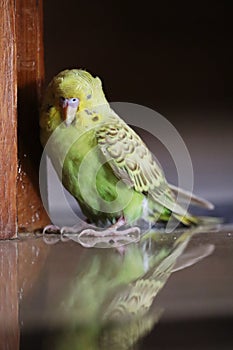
[40,69,110,140]
[51,69,107,111]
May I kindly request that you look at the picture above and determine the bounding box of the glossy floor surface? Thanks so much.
[0,223,232,349]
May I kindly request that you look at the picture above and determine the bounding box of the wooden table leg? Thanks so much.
[0,1,50,239]
[0,0,18,239]
[16,0,50,233]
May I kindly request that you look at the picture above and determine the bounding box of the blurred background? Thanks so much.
[43,0,233,220]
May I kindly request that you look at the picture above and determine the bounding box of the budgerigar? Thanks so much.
[40,69,214,240]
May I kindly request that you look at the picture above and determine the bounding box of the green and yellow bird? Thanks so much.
[40,69,213,238]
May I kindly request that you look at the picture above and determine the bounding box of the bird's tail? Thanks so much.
[168,184,214,210]
[173,212,223,227]
[152,207,199,227]
[168,184,223,227]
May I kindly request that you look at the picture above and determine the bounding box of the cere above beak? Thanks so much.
[60,97,80,126]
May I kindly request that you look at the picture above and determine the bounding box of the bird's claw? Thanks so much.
[41,223,141,248]
[42,224,60,234]
[66,228,141,248]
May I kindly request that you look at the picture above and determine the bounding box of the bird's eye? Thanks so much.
[69,98,80,108]
[59,96,66,104]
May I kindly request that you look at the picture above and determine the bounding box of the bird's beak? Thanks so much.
[63,105,77,126]
[61,98,79,126]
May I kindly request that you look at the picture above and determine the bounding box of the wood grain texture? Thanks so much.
[0,0,18,238]
[16,0,50,232]
[0,242,19,350]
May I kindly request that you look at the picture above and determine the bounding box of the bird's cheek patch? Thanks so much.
[92,115,99,122]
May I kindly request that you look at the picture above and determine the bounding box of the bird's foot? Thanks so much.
[42,221,95,245]
[42,218,141,248]
[60,221,96,235]
[42,224,60,234]
[79,219,137,237]
[76,217,141,248]
[42,224,63,245]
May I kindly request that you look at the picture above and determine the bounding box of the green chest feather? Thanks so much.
[48,126,144,224]
[62,129,126,218]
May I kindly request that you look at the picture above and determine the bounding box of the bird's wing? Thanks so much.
[168,183,214,209]
[96,120,187,216]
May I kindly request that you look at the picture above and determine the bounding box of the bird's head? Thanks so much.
[45,69,108,127]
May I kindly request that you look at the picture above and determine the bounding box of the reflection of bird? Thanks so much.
[44,229,213,350]
[40,69,214,237]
